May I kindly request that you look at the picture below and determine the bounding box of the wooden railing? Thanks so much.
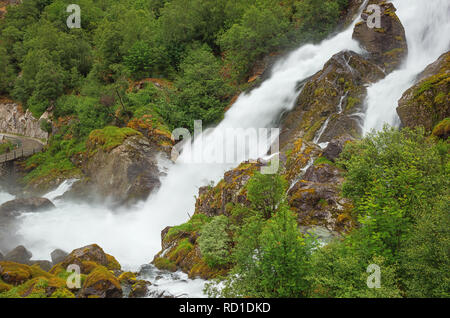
[0,146,42,164]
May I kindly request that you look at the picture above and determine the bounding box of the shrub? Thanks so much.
[198,215,231,268]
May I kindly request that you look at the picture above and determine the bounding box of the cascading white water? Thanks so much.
[0,189,14,205]
[13,10,365,272]
[9,0,448,276]
[363,0,450,133]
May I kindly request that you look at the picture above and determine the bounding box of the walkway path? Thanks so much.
[0,133,45,164]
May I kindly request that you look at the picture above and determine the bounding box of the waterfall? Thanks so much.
[13,0,447,269]
[363,0,450,133]
[13,13,363,267]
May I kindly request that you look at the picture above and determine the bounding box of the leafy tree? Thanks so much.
[246,172,288,219]
[0,46,15,94]
[399,196,450,297]
[124,40,168,79]
[198,215,232,267]
[159,45,231,131]
[207,205,313,298]
[338,127,447,261]
[218,4,289,81]
[307,241,402,298]
[293,0,343,42]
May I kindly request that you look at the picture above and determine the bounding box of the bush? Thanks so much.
[198,215,232,268]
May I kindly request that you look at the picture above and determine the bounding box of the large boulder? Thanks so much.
[50,249,68,265]
[322,135,355,163]
[397,52,450,131]
[352,0,408,72]
[59,244,120,275]
[0,197,55,217]
[4,246,32,265]
[65,131,173,206]
[79,266,123,298]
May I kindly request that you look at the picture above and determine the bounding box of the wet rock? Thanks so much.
[352,0,408,72]
[79,266,123,298]
[279,50,384,147]
[129,280,152,298]
[64,134,172,206]
[51,249,68,265]
[4,246,32,264]
[0,197,55,217]
[397,52,450,131]
[322,135,354,162]
[60,244,109,274]
[195,161,264,217]
[303,164,342,184]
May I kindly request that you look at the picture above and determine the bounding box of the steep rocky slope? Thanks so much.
[152,0,410,279]
[397,52,450,133]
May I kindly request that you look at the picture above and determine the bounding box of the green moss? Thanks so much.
[346,96,360,111]
[434,92,446,105]
[0,279,12,293]
[88,126,141,153]
[83,266,121,291]
[165,214,212,242]
[314,156,335,166]
[171,238,194,258]
[305,120,325,141]
[118,272,137,284]
[0,275,73,298]
[106,254,121,271]
[432,118,450,138]
[153,257,177,272]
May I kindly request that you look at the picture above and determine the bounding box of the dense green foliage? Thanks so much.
[205,127,449,298]
[198,215,232,267]
[206,173,314,297]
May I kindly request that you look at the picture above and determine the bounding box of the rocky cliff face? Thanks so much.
[279,50,385,148]
[0,103,48,140]
[397,52,450,132]
[279,0,407,149]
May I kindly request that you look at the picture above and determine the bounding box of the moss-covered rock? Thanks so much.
[64,132,171,206]
[59,244,110,275]
[279,50,385,147]
[129,280,151,298]
[79,265,122,298]
[432,118,450,139]
[352,0,408,72]
[397,52,450,131]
